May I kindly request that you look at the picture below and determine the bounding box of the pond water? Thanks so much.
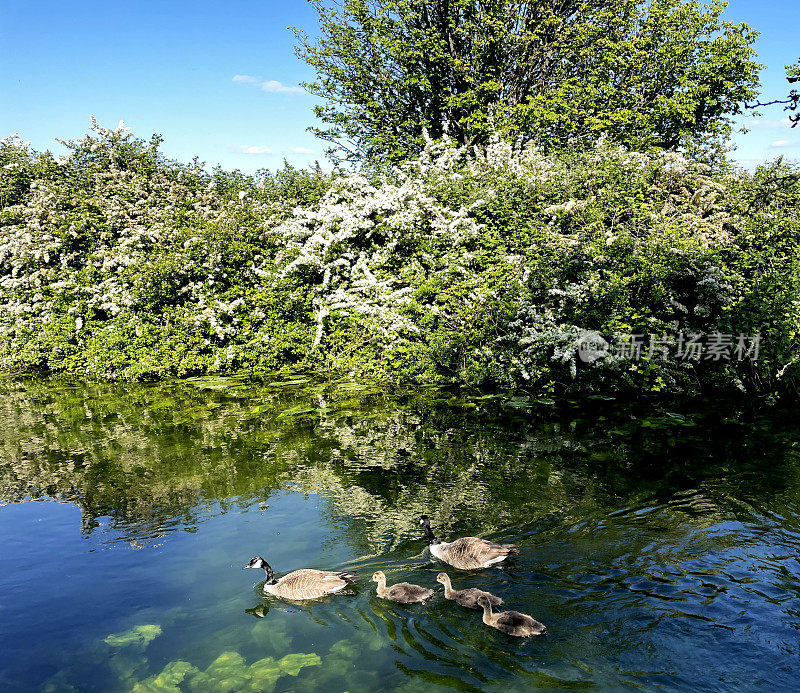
[1,377,799,692]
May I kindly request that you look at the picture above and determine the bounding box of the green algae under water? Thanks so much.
[1,376,799,692]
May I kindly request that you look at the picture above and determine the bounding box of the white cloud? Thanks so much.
[290,147,315,154]
[770,140,794,148]
[745,117,793,130]
[236,145,273,155]
[232,75,304,94]
[261,80,304,94]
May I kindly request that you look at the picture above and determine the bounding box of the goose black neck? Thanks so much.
[263,565,277,584]
[422,522,440,545]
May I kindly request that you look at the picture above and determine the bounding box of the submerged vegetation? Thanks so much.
[1,118,799,401]
[97,621,321,692]
[131,651,322,693]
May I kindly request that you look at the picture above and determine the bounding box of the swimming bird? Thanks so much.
[476,595,547,637]
[419,515,518,570]
[371,571,434,603]
[243,557,356,600]
[436,572,503,610]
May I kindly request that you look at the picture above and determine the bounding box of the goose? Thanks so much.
[476,595,547,637]
[371,571,434,603]
[419,515,518,570]
[436,572,503,610]
[244,557,356,600]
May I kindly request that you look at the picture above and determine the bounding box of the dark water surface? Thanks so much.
[1,377,799,692]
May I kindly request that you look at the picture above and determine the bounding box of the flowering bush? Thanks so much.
[1,119,798,399]
[0,120,328,379]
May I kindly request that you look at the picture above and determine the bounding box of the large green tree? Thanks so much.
[294,0,760,164]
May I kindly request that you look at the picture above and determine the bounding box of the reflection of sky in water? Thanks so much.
[0,379,799,691]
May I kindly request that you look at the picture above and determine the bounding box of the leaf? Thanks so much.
[504,396,531,408]
[276,404,317,420]
[184,376,244,391]
[249,404,273,416]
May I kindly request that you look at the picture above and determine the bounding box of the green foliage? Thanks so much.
[0,120,324,380]
[294,0,760,163]
[254,160,333,207]
[784,56,799,126]
[2,121,799,401]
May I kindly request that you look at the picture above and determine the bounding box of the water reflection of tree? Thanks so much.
[1,378,798,549]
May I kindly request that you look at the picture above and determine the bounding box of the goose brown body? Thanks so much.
[477,595,547,637]
[436,572,503,610]
[266,568,357,599]
[244,557,356,600]
[372,571,434,603]
[420,516,518,570]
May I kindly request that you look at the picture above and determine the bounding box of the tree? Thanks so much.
[788,59,800,127]
[748,57,799,127]
[294,0,760,164]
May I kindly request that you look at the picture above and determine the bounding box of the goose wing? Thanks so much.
[497,611,531,629]
[386,582,434,603]
[453,587,503,609]
[274,569,356,600]
[497,610,547,636]
[440,537,518,570]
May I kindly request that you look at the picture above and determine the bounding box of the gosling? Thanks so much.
[371,571,434,603]
[436,572,503,610]
[476,595,547,637]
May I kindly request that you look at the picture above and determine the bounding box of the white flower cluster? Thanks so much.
[271,135,493,346]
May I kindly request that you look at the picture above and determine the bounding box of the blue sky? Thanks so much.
[1,1,798,173]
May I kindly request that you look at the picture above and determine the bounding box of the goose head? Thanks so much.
[371,571,386,583]
[243,556,275,583]
[244,556,268,570]
[435,572,450,585]
[418,515,440,544]
[476,595,491,609]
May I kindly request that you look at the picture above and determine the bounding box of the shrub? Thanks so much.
[2,120,798,401]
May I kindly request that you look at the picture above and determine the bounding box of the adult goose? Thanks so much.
[244,556,356,600]
[477,595,547,637]
[371,571,434,603]
[436,572,503,610]
[419,515,518,570]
